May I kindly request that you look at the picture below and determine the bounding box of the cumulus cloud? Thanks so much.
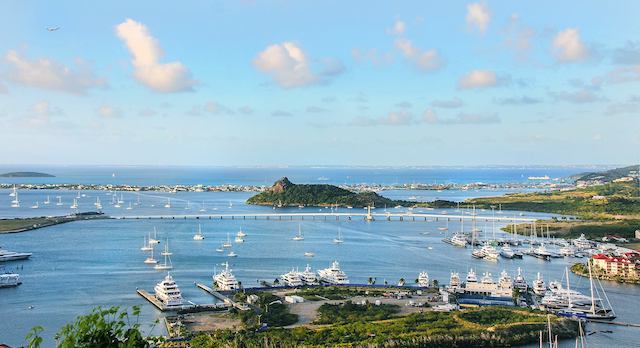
[504,14,534,60]
[394,38,443,72]
[549,89,602,104]
[253,42,342,88]
[552,28,588,62]
[97,105,123,118]
[24,101,62,127]
[431,97,464,109]
[466,3,491,33]
[458,70,500,89]
[423,109,500,125]
[115,18,196,93]
[390,20,406,35]
[352,48,394,67]
[5,50,106,94]
[495,96,542,105]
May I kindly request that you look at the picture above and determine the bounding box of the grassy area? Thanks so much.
[293,286,409,301]
[467,182,640,220]
[189,307,577,348]
[230,292,298,328]
[314,301,401,324]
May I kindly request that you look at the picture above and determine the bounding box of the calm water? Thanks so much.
[1,167,637,347]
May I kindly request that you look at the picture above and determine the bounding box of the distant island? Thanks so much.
[247,177,410,208]
[0,171,54,178]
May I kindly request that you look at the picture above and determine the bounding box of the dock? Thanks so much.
[588,319,640,328]
[137,289,175,312]
[137,288,223,313]
[196,283,250,311]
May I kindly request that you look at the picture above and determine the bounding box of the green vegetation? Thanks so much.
[231,292,298,328]
[0,213,107,234]
[571,262,640,284]
[293,286,404,301]
[315,301,400,324]
[190,307,577,348]
[247,177,409,208]
[504,219,640,239]
[26,306,159,348]
[467,182,640,220]
[0,171,54,177]
[572,165,639,183]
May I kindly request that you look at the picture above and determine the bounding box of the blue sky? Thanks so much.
[0,0,638,166]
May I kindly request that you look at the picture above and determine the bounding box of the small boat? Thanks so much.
[332,227,344,244]
[292,224,304,241]
[215,245,224,252]
[55,196,63,206]
[144,247,158,264]
[304,252,315,257]
[222,233,232,248]
[43,196,50,205]
[236,228,246,237]
[227,251,237,257]
[164,198,171,208]
[30,202,39,209]
[193,224,205,241]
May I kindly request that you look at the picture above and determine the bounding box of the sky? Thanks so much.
[0,0,639,166]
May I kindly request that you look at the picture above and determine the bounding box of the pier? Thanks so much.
[196,283,250,311]
[588,319,640,328]
[115,212,536,223]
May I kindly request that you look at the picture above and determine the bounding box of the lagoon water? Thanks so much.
[0,167,638,347]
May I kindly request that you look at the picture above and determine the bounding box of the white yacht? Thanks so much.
[532,272,546,296]
[292,225,304,241]
[0,272,22,288]
[466,268,478,284]
[193,224,205,241]
[303,251,315,257]
[476,243,499,261]
[154,273,183,307]
[448,272,461,291]
[499,244,515,259]
[227,251,237,257]
[144,247,158,264]
[236,228,246,238]
[533,243,552,260]
[318,260,349,284]
[213,262,239,291]
[513,267,528,291]
[497,270,513,293]
[450,233,467,247]
[0,249,32,262]
[300,264,318,285]
[573,234,592,250]
[418,271,430,287]
[559,245,576,257]
[281,268,304,287]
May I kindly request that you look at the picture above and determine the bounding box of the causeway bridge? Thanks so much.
[113,211,537,223]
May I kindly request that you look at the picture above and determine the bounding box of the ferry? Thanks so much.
[0,249,32,262]
[299,264,318,285]
[0,272,22,288]
[154,273,183,307]
[213,262,239,291]
[280,268,304,287]
[418,271,429,287]
[318,260,349,284]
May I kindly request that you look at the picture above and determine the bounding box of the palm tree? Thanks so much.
[414,278,419,284]
[273,278,280,286]
[432,279,439,288]
[398,278,405,286]
[368,277,374,285]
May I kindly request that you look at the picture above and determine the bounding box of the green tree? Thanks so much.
[25,325,44,348]
[432,279,439,288]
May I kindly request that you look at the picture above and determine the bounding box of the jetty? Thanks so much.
[137,288,222,313]
[196,283,250,311]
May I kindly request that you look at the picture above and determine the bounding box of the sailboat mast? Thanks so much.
[588,260,596,314]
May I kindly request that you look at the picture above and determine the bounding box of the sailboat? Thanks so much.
[31,201,39,209]
[155,240,173,270]
[236,228,246,238]
[43,195,50,205]
[184,201,191,210]
[70,199,78,209]
[199,201,206,212]
[140,235,153,251]
[164,198,171,208]
[333,227,344,244]
[10,192,20,208]
[144,247,158,264]
[215,244,224,252]
[222,233,232,248]
[56,196,63,206]
[193,224,205,240]
[126,202,133,210]
[118,193,124,204]
[9,185,16,197]
[149,228,160,245]
[292,224,304,241]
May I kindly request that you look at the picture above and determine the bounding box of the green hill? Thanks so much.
[247,177,406,208]
[572,165,639,182]
[0,171,54,177]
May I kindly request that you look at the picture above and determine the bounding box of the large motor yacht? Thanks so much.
[0,248,32,262]
[418,271,430,287]
[280,268,304,287]
[318,260,349,284]
[213,262,239,291]
[299,264,318,285]
[154,273,183,307]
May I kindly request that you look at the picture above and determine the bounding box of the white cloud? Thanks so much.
[466,3,490,33]
[458,70,499,89]
[24,101,62,127]
[552,28,588,62]
[5,50,105,94]
[115,18,196,93]
[395,38,443,72]
[391,20,406,35]
[253,42,319,88]
[504,14,534,60]
[97,105,123,118]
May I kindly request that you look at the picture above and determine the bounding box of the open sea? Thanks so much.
[0,166,637,347]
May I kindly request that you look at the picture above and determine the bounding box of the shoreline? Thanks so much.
[0,212,109,234]
[570,263,640,284]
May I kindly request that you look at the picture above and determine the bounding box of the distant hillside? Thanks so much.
[247,177,407,208]
[0,171,54,178]
[572,165,638,183]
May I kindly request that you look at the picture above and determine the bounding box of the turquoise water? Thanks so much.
[0,167,637,347]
